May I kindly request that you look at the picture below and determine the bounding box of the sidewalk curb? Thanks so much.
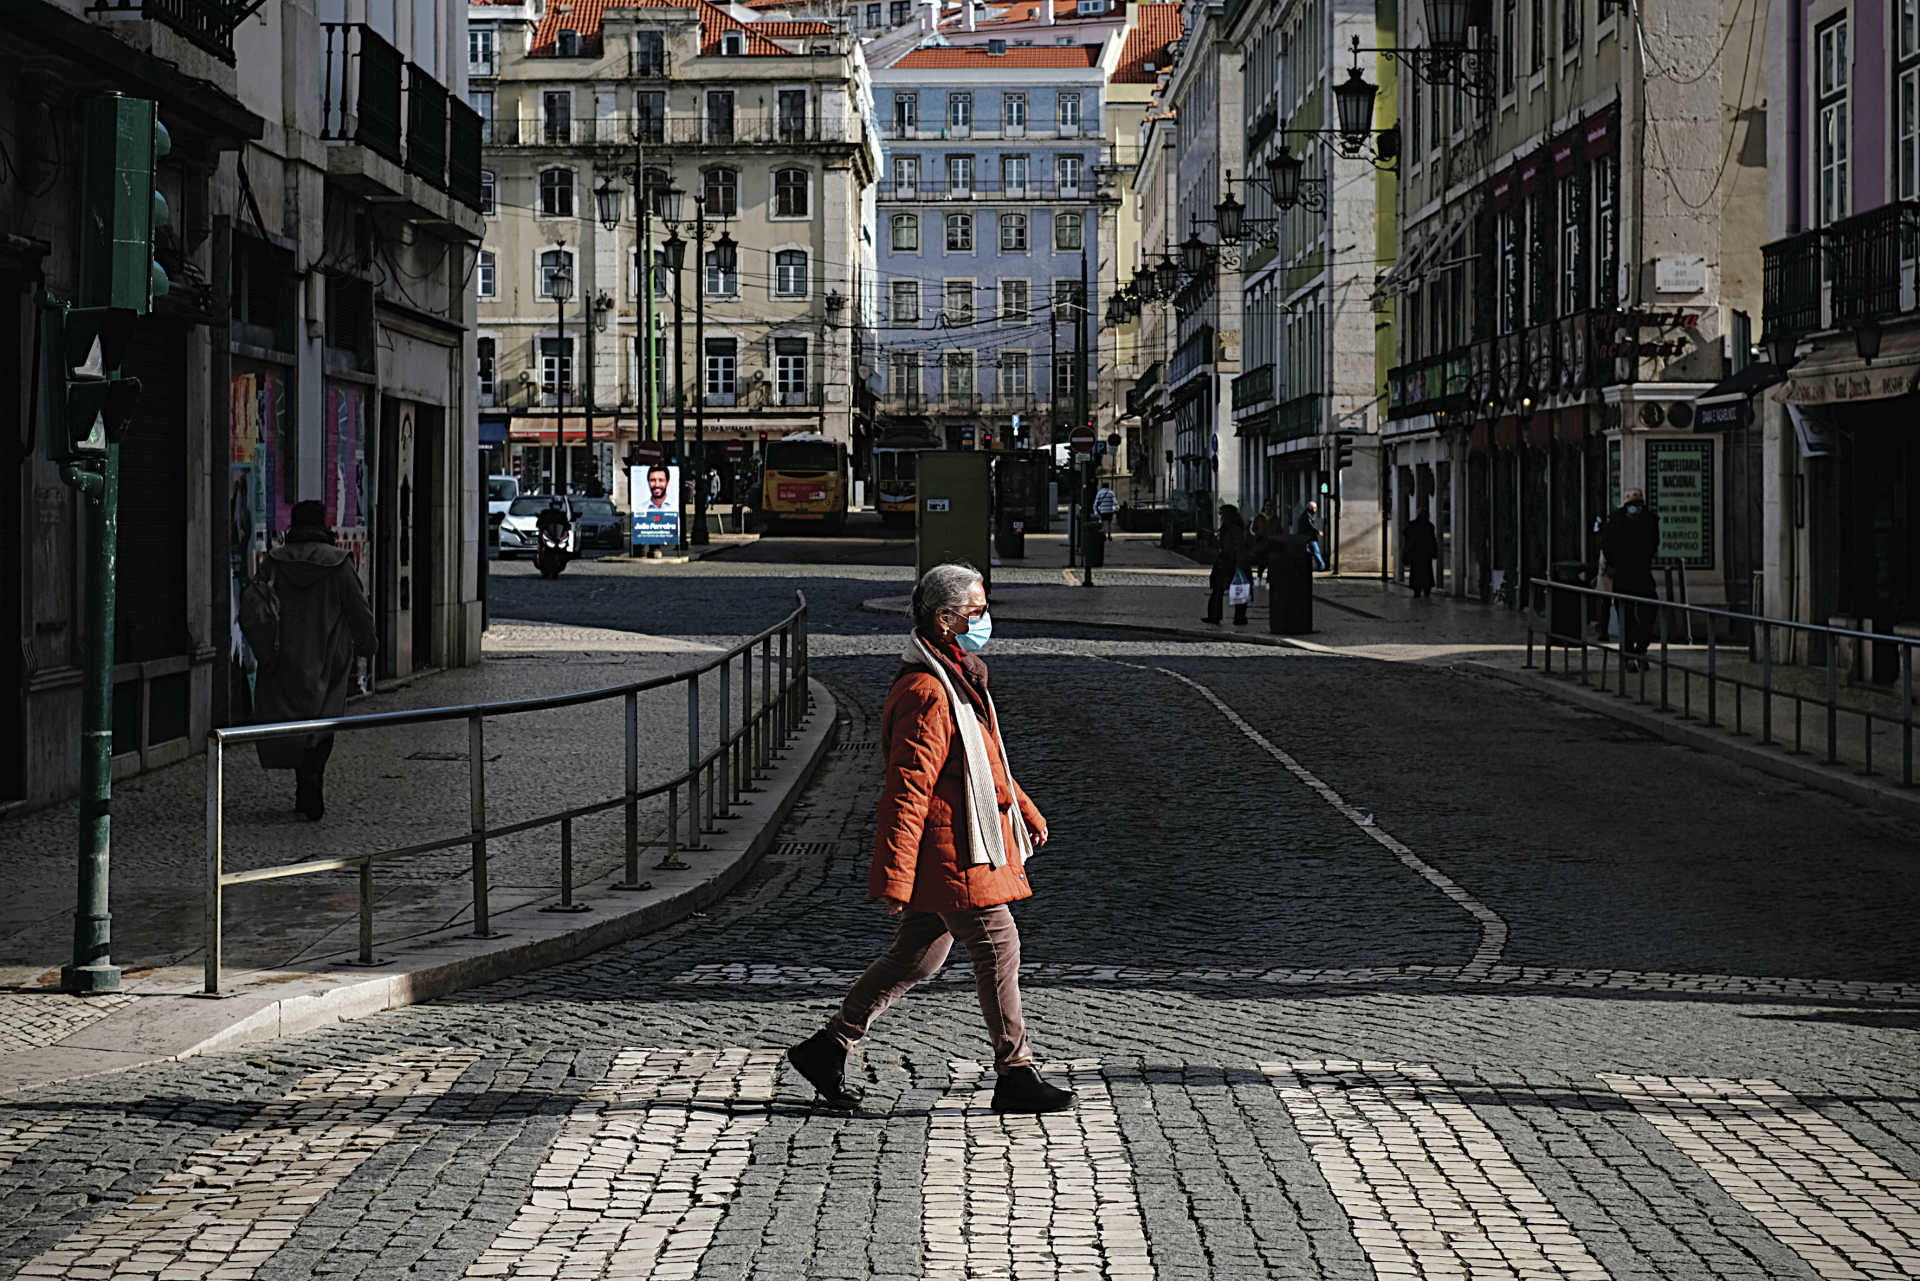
[858,595,1322,651]
[1465,661,1920,825]
[0,680,839,1097]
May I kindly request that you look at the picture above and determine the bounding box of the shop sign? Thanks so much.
[1646,439,1714,569]
[1695,400,1748,430]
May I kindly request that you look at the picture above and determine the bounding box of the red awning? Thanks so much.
[1526,414,1550,448]
[1519,157,1541,196]
[1552,132,1578,177]
[1557,404,1588,442]
[1494,415,1519,449]
[1491,168,1515,210]
[1584,110,1612,159]
[1470,422,1490,451]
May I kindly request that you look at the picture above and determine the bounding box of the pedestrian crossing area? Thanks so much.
[4,1048,1919,1280]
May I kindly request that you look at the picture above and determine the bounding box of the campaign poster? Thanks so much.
[630,462,681,546]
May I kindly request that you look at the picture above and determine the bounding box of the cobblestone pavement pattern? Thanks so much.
[0,553,1916,1280]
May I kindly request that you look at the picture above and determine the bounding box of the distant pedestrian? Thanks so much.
[1600,488,1661,670]
[1093,483,1118,541]
[244,501,376,821]
[1206,504,1253,625]
[1297,500,1327,571]
[707,467,724,513]
[1404,509,1439,597]
[788,564,1073,1116]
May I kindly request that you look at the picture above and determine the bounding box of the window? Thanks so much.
[721,30,744,55]
[634,90,665,143]
[776,249,809,296]
[1564,0,1580,49]
[1496,206,1520,333]
[1592,150,1618,309]
[948,155,974,195]
[946,212,974,251]
[477,250,496,298]
[1053,279,1082,315]
[633,29,665,75]
[1560,168,1587,316]
[706,246,738,296]
[945,280,974,323]
[1000,278,1029,320]
[891,279,921,322]
[1526,187,1550,325]
[776,338,808,402]
[894,93,918,133]
[1058,92,1082,128]
[477,338,496,403]
[479,169,495,214]
[1053,351,1075,397]
[895,156,919,196]
[890,0,910,22]
[707,90,736,142]
[891,349,921,398]
[1902,1,1920,200]
[1530,0,1545,72]
[866,3,881,26]
[1409,70,1422,155]
[1058,155,1083,193]
[538,247,575,298]
[1054,211,1083,250]
[1501,0,1516,92]
[945,351,974,398]
[705,337,738,404]
[778,90,808,143]
[891,212,920,251]
[642,166,671,216]
[1817,18,1850,224]
[948,93,973,128]
[1002,155,1028,193]
[1004,93,1027,128]
[1001,350,1029,395]
[540,168,574,217]
[1001,212,1028,251]
[774,168,810,217]
[555,27,580,56]
[469,91,494,141]
[469,27,496,74]
[540,337,573,400]
[704,168,738,217]
[543,90,571,144]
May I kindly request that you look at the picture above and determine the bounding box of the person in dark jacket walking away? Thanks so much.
[1599,488,1661,670]
[1297,500,1326,570]
[249,501,376,820]
[789,564,1070,1115]
[1205,505,1256,625]
[1404,509,1439,597]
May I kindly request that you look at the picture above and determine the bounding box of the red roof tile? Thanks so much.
[755,19,836,34]
[529,0,800,58]
[893,43,1097,66]
[1112,1,1180,82]
[976,0,1104,26]
[530,0,607,55]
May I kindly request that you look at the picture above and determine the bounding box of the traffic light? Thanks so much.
[1318,470,1331,495]
[80,95,170,314]
[982,429,994,450]
[1334,432,1356,471]
[58,305,141,456]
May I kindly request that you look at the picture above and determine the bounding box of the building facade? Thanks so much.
[5,0,485,810]
[470,0,877,511]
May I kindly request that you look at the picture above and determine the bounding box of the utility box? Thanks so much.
[917,450,993,589]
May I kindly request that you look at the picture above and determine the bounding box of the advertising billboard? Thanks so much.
[631,462,681,546]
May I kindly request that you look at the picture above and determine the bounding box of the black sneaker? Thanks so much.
[991,1066,1076,1114]
[787,1031,863,1110]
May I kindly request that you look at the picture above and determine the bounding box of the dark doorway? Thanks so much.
[411,404,441,669]
[1,275,22,801]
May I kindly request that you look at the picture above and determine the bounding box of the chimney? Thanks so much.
[964,0,976,30]
[1042,0,1055,25]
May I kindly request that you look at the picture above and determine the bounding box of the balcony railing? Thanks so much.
[90,0,241,64]
[447,100,485,211]
[876,178,1089,202]
[1762,227,1824,341]
[1386,352,1471,420]
[1271,393,1321,443]
[1231,363,1274,410]
[487,115,863,147]
[322,23,405,166]
[628,48,670,78]
[404,62,448,187]
[1829,202,1920,327]
[1172,325,1215,384]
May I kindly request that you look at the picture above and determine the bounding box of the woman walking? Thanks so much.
[788,563,1074,1115]
[1205,505,1252,625]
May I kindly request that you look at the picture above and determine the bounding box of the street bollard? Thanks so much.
[1707,624,1718,728]
[204,735,223,995]
[543,816,591,912]
[1827,637,1840,764]
[1762,624,1775,746]
[469,712,494,937]
[1904,642,1915,787]
[358,859,376,963]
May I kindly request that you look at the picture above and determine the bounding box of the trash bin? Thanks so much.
[1082,518,1105,568]
[996,513,1026,560]
[1269,534,1314,634]
[1548,561,1590,641]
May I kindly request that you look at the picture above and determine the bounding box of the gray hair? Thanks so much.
[911,562,982,630]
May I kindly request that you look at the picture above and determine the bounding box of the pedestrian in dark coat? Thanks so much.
[250,500,377,820]
[1404,510,1439,597]
[1206,505,1251,624]
[1599,488,1662,668]
[1297,500,1326,569]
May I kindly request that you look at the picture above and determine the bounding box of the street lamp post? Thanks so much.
[550,250,573,494]
[593,179,625,496]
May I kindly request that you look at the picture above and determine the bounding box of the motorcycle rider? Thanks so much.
[536,498,570,546]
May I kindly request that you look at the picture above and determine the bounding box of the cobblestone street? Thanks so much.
[2,557,1916,1280]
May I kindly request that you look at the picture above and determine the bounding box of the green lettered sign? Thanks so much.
[1646,439,1714,568]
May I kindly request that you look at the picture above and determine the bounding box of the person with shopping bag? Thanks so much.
[1206,505,1260,625]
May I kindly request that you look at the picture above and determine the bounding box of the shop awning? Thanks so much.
[480,419,510,445]
[1778,329,1920,407]
[1692,361,1786,429]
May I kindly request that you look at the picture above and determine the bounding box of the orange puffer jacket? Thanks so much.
[868,664,1047,914]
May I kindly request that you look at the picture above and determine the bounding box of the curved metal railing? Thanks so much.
[202,594,810,993]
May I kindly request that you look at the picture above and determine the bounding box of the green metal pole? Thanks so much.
[64,445,121,993]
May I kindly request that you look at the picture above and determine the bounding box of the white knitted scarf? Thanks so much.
[900,633,1034,869]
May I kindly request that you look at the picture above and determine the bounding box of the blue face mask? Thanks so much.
[954,611,993,652]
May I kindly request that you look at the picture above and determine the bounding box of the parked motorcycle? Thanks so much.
[535,520,573,579]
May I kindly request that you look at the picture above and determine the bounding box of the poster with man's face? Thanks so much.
[630,463,681,545]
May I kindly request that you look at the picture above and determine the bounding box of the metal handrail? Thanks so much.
[202,594,812,994]
[1526,577,1915,788]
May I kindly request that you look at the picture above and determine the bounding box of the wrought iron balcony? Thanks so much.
[1761,227,1823,341]
[1828,202,1920,328]
[447,100,486,211]
[1231,363,1273,410]
[404,63,449,188]
[487,115,863,147]
[90,0,243,64]
[322,23,405,165]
